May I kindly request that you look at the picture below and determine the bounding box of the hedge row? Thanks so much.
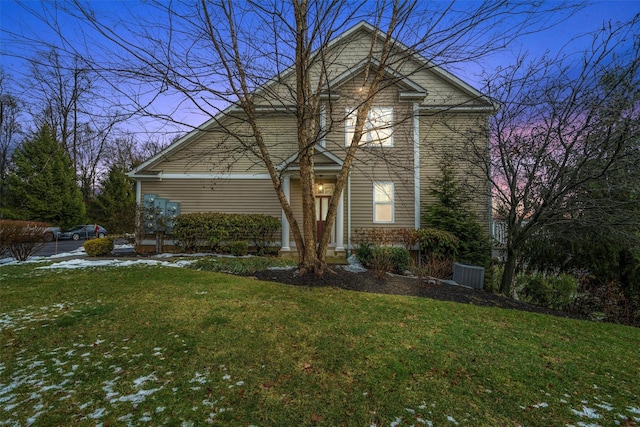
[172,212,280,255]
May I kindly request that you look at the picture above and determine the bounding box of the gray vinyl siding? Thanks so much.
[419,113,491,230]
[148,113,298,175]
[254,29,481,108]
[322,73,416,229]
[140,179,281,217]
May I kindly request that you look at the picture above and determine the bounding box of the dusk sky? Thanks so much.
[1,0,639,134]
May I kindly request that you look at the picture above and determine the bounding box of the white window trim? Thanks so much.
[373,182,395,224]
[345,107,394,147]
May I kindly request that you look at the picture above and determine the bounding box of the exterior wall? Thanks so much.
[133,25,495,250]
[146,113,298,175]
[323,73,416,231]
[418,112,491,230]
[255,28,482,109]
[140,178,281,217]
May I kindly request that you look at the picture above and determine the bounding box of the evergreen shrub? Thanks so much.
[228,241,249,257]
[83,237,115,257]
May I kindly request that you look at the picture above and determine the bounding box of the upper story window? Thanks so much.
[345,107,394,147]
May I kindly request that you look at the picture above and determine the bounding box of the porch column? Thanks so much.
[335,187,344,252]
[281,175,291,251]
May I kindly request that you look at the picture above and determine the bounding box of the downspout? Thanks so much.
[487,116,494,243]
[347,172,351,257]
[413,102,420,230]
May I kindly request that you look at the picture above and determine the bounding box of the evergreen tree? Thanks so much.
[422,161,491,267]
[5,125,84,227]
[93,164,136,233]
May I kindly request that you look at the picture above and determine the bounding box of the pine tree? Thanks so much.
[422,161,491,266]
[5,125,85,227]
[94,164,136,233]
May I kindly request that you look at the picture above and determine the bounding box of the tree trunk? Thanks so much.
[500,245,517,296]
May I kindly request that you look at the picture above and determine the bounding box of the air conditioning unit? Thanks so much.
[453,263,485,290]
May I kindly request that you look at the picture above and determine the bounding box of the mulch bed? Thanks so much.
[250,267,585,320]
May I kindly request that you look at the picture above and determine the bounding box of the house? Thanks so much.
[128,21,496,256]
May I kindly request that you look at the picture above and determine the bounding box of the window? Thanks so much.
[345,107,394,147]
[373,182,394,223]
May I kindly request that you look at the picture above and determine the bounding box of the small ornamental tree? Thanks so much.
[5,125,84,227]
[422,161,491,267]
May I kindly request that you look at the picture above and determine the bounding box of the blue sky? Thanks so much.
[1,0,639,132]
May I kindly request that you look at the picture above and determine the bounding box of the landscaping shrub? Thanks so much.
[356,243,374,267]
[516,272,578,310]
[367,246,411,278]
[416,228,459,261]
[371,246,393,279]
[388,247,410,274]
[173,212,280,253]
[415,228,459,279]
[0,220,49,261]
[228,241,249,257]
[83,237,115,257]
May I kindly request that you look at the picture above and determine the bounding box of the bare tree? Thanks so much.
[26,49,125,198]
[26,0,578,273]
[463,17,640,294]
[0,70,23,210]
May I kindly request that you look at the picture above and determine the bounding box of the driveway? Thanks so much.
[33,237,135,258]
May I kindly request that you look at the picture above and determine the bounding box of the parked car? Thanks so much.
[57,225,107,240]
[43,227,61,242]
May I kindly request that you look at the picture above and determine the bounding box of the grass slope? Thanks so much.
[1,263,639,426]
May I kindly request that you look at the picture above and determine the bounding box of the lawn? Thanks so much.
[1,259,639,426]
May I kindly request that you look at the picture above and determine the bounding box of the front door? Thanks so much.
[315,196,330,241]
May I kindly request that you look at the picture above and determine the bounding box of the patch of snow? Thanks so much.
[343,255,366,273]
[189,372,208,384]
[390,417,403,427]
[114,244,134,250]
[35,258,195,270]
[628,407,640,415]
[447,415,459,425]
[87,407,107,419]
[133,373,158,387]
[595,403,613,411]
[571,406,601,419]
[533,402,549,408]
[111,387,162,406]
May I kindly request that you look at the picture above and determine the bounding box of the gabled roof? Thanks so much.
[277,145,344,172]
[130,20,494,177]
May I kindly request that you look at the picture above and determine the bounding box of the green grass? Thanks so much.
[1,261,639,426]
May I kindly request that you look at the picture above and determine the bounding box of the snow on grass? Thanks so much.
[0,300,92,332]
[1,332,246,425]
[35,258,195,270]
[571,405,602,419]
[0,247,88,266]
